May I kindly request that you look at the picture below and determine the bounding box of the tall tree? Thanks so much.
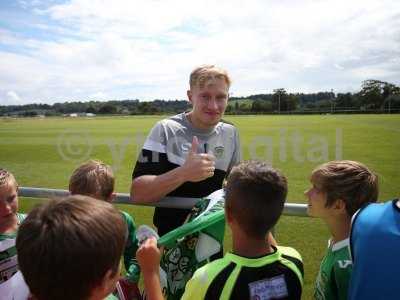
[272,88,287,112]
[359,80,400,110]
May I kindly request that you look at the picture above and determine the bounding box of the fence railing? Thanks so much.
[19,187,309,217]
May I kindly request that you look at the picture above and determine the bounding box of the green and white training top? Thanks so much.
[132,112,241,236]
[182,245,304,300]
[0,213,26,284]
[314,238,352,300]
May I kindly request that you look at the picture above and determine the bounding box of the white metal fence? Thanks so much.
[19,187,309,217]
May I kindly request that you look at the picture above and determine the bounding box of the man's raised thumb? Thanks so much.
[189,136,199,155]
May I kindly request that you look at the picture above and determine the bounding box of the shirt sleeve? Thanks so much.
[132,121,171,179]
[121,212,140,283]
[227,128,242,172]
[181,268,207,300]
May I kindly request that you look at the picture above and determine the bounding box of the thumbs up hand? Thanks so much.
[188,135,199,157]
[181,136,215,182]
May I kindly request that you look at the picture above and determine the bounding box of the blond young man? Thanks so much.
[131,65,241,236]
[137,161,304,300]
[305,160,378,300]
[0,169,26,284]
[16,196,126,300]
[69,160,141,300]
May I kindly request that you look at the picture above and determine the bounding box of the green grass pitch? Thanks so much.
[1,114,399,299]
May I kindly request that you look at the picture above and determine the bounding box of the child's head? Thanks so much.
[0,168,19,223]
[189,65,231,90]
[225,161,287,240]
[69,160,114,201]
[16,195,126,300]
[307,160,378,217]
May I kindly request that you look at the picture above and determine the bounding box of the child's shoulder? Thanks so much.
[190,255,229,283]
[119,210,133,220]
[277,245,302,261]
[16,213,27,224]
[119,210,137,228]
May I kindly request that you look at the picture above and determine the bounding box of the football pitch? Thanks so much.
[1,114,399,299]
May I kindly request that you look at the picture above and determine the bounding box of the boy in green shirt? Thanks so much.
[0,169,26,284]
[305,160,378,300]
[16,196,126,300]
[69,160,141,300]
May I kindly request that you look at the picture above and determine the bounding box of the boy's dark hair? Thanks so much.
[69,160,114,200]
[16,195,126,300]
[312,160,379,216]
[225,161,287,239]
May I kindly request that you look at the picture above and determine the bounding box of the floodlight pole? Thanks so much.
[278,93,281,114]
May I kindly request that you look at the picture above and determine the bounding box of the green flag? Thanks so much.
[157,189,226,300]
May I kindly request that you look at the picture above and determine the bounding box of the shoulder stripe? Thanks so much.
[143,139,166,153]
[277,246,302,261]
[205,262,236,300]
[282,254,304,279]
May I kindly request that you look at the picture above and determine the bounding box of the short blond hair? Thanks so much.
[0,168,17,188]
[311,160,378,216]
[69,160,114,200]
[189,64,231,90]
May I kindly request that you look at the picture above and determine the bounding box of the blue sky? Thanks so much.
[1,0,399,105]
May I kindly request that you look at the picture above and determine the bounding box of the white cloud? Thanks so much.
[0,0,399,104]
[1,91,24,105]
[89,91,107,100]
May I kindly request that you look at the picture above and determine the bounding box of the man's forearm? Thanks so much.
[131,167,186,203]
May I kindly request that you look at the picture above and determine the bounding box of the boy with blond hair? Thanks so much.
[0,168,26,284]
[137,161,304,300]
[16,196,126,300]
[305,160,378,300]
[70,160,141,300]
[131,64,241,236]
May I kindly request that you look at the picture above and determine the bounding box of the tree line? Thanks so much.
[1,79,399,117]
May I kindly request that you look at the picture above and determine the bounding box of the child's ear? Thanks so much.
[96,268,120,299]
[187,90,194,104]
[334,199,347,213]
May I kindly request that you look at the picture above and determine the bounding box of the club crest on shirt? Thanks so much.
[181,143,192,153]
[213,146,224,159]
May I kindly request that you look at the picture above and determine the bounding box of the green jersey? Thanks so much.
[120,211,140,283]
[315,238,352,300]
[0,213,26,284]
